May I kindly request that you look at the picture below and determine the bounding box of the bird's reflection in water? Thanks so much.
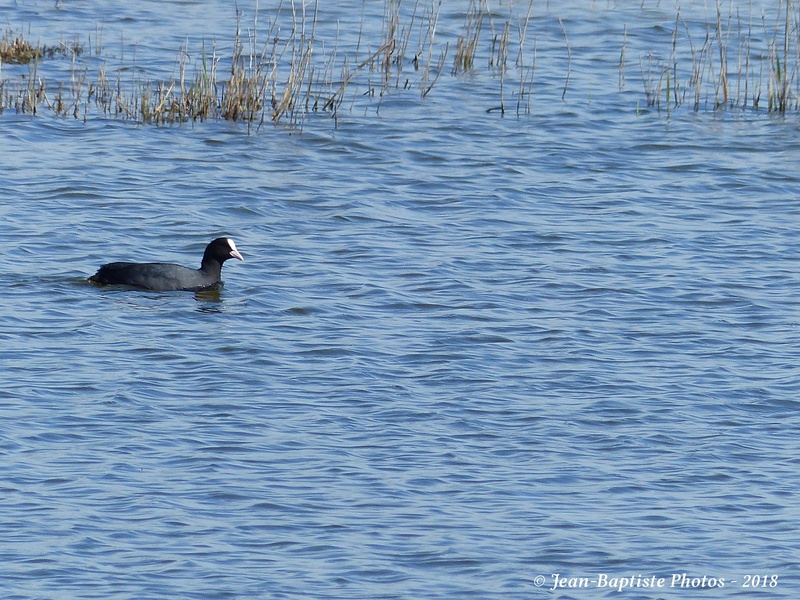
[195,289,224,312]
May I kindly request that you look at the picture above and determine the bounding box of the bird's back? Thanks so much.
[89,261,214,291]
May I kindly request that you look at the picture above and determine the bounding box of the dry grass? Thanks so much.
[635,0,800,113]
[0,29,83,64]
[0,3,536,125]
[453,0,484,74]
[3,1,799,127]
[0,34,41,64]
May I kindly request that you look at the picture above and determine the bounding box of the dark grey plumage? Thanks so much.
[89,237,244,291]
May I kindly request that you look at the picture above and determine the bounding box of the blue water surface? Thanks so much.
[1,1,800,599]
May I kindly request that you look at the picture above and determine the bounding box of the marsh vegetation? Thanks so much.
[631,0,800,112]
[1,0,799,127]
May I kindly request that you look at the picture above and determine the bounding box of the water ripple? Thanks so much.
[2,3,800,600]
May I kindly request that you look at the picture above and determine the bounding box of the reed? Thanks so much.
[269,0,318,125]
[381,0,401,88]
[619,24,627,91]
[0,2,539,124]
[714,0,729,107]
[490,21,510,114]
[0,33,41,64]
[183,40,219,120]
[453,0,483,73]
[0,30,82,64]
[417,0,445,98]
[558,18,571,101]
[636,0,800,113]
[511,0,536,116]
[22,54,44,114]
[221,18,264,122]
[3,1,800,126]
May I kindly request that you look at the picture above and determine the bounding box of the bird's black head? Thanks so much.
[203,237,245,266]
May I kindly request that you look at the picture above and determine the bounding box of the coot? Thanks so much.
[89,237,244,292]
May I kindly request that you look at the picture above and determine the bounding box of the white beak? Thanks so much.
[228,239,244,261]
